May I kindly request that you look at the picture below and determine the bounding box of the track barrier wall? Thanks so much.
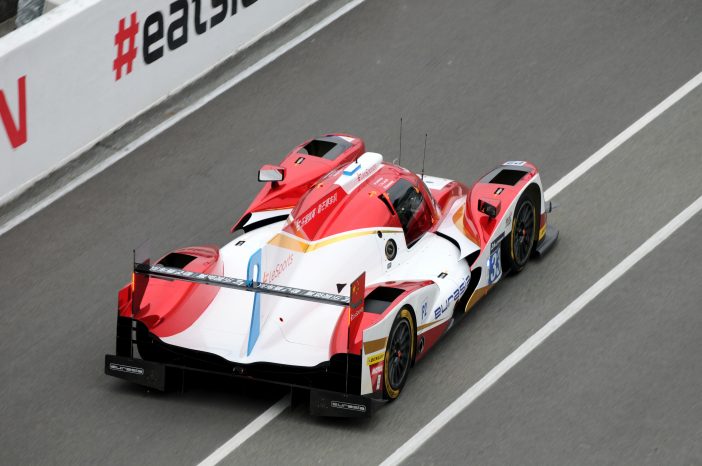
[0,0,317,205]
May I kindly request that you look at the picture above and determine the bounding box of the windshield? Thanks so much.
[386,178,434,246]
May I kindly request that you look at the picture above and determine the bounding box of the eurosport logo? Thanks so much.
[113,0,262,81]
[434,275,470,319]
[262,253,293,284]
[331,401,367,413]
[109,363,145,376]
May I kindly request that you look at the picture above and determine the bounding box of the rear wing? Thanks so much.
[135,262,351,307]
[131,245,365,359]
[132,242,354,307]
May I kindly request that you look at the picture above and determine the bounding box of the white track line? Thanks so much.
[381,194,702,465]
[0,0,368,238]
[197,394,291,466]
[193,71,702,464]
[545,70,702,200]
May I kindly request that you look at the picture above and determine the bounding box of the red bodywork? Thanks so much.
[233,135,365,231]
[120,246,222,337]
[467,162,540,249]
[123,134,542,361]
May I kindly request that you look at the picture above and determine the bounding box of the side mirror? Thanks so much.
[478,197,501,219]
[258,165,285,183]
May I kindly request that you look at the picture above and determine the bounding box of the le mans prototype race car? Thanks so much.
[105,134,557,417]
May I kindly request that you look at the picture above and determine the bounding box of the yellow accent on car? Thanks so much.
[363,338,387,355]
[366,353,385,366]
[464,285,493,313]
[267,233,309,252]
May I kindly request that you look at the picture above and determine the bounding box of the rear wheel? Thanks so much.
[502,193,537,274]
[383,308,415,400]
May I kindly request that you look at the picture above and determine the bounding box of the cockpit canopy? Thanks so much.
[285,155,439,246]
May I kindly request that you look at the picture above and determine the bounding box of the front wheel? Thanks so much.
[501,193,537,274]
[383,308,415,400]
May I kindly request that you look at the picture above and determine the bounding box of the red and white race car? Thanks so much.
[105,134,557,417]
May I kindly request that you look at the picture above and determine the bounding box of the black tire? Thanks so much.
[501,192,538,274]
[382,308,415,400]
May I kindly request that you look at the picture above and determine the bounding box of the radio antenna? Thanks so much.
[421,133,428,180]
[398,117,403,166]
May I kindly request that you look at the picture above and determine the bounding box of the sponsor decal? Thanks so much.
[113,0,262,80]
[421,302,428,321]
[109,363,145,376]
[113,12,139,81]
[503,160,527,166]
[292,187,342,236]
[331,401,367,413]
[370,361,384,392]
[354,165,378,183]
[366,353,384,366]
[316,192,337,214]
[142,264,349,304]
[349,308,363,322]
[337,163,381,194]
[490,232,505,252]
[0,75,28,149]
[488,230,505,284]
[262,253,293,283]
[488,249,502,284]
[372,176,394,190]
[294,208,316,232]
[434,276,470,319]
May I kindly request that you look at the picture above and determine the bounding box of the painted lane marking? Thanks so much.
[545,71,702,200]
[197,394,290,466]
[380,195,702,466]
[0,0,369,238]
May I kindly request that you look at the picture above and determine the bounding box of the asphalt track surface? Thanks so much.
[1,0,702,465]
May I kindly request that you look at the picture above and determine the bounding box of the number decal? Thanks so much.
[488,248,502,284]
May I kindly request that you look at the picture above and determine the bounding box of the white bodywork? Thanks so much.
[160,153,545,397]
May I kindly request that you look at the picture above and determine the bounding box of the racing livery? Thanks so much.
[105,134,558,416]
